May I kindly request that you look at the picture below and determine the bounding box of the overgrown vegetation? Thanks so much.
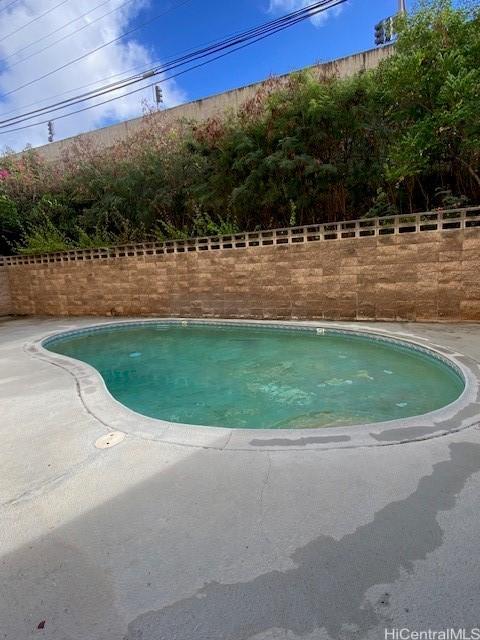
[0,0,479,255]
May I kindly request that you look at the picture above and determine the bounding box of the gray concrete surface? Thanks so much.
[1,317,480,640]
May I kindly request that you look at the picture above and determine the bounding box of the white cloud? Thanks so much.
[268,0,347,27]
[0,0,186,152]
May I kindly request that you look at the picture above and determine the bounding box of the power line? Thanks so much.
[0,0,324,116]
[0,18,283,119]
[0,0,344,128]
[0,0,72,43]
[4,0,145,72]
[0,72,159,127]
[0,63,150,118]
[0,0,194,99]
[2,0,114,64]
[1,0,336,119]
[1,0,347,130]
[0,38,296,134]
[0,0,347,135]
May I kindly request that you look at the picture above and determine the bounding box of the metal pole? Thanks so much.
[398,0,406,14]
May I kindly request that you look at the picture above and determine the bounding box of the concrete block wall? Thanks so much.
[0,268,12,315]
[4,229,480,322]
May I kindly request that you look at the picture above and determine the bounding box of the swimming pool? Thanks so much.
[44,322,465,430]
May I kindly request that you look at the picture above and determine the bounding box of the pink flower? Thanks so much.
[0,168,10,180]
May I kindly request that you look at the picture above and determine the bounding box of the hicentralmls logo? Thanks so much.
[385,630,480,640]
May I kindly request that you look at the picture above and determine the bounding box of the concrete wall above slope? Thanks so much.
[30,46,394,163]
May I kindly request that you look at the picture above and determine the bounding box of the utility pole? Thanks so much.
[398,0,407,14]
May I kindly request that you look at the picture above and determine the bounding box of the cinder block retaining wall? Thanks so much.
[2,220,480,322]
[0,268,11,315]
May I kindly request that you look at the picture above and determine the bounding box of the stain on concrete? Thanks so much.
[249,435,351,447]
[435,403,480,431]
[125,442,480,640]
[370,426,443,442]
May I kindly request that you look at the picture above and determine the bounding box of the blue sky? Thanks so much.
[0,0,412,150]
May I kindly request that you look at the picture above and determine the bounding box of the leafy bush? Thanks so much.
[16,214,70,255]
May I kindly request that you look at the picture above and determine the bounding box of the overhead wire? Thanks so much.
[1,0,344,122]
[0,0,72,43]
[2,0,117,64]
[0,14,294,119]
[0,0,347,135]
[0,0,194,99]
[0,0,339,119]
[0,0,346,131]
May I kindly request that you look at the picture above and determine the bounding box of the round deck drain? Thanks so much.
[95,431,125,449]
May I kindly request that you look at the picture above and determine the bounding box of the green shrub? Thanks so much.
[16,214,70,255]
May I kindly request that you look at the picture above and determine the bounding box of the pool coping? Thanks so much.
[25,318,480,451]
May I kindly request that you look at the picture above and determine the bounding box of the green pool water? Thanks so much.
[46,324,464,429]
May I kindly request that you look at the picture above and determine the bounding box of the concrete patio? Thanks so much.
[2,317,480,639]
